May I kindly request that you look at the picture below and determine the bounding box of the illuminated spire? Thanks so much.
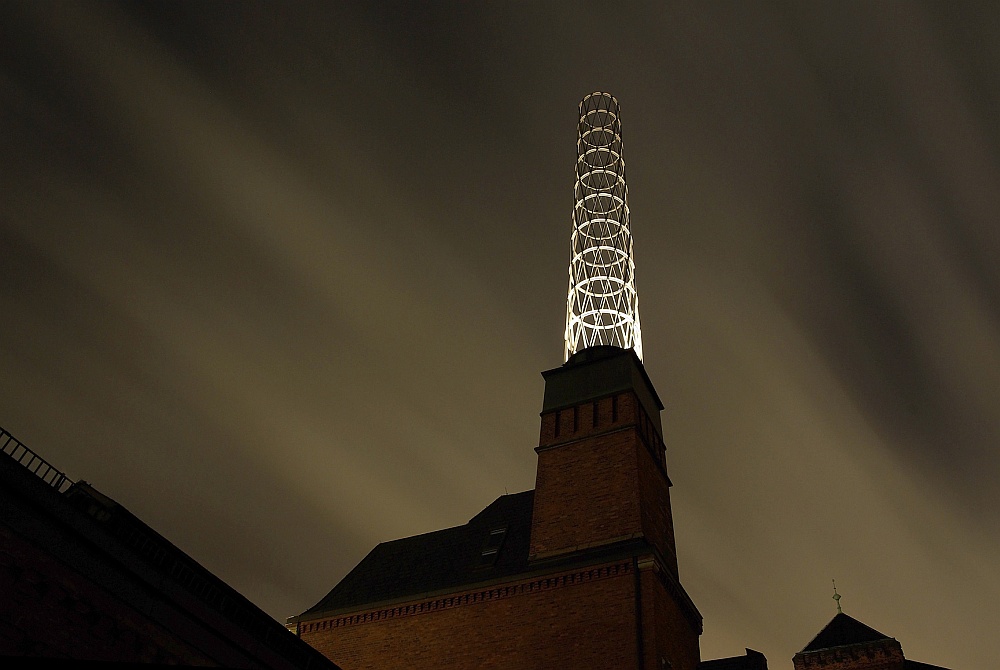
[564,92,643,361]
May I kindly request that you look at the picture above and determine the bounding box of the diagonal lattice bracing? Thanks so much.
[564,92,643,361]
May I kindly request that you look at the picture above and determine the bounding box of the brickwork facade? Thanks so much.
[532,390,677,571]
[645,563,701,670]
[531,393,644,558]
[301,561,639,670]
[793,640,905,670]
[295,348,702,669]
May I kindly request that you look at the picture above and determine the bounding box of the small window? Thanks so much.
[477,527,508,567]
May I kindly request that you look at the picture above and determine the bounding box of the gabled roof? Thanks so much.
[302,490,535,616]
[800,612,892,651]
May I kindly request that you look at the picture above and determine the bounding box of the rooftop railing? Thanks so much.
[0,426,74,492]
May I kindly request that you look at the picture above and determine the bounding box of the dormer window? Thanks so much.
[477,527,508,567]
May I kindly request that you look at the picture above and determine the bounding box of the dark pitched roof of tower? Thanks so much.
[800,612,893,651]
[302,490,536,616]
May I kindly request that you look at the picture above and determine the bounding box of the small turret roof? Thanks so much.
[801,612,892,651]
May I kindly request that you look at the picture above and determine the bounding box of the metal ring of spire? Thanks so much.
[564,92,643,361]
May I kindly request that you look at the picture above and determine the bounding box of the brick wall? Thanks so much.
[531,390,677,570]
[636,433,678,576]
[644,564,701,670]
[531,399,644,558]
[792,641,906,670]
[300,561,639,670]
[297,353,702,670]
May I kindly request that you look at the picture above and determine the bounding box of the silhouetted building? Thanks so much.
[793,612,949,670]
[0,427,338,669]
[700,648,769,670]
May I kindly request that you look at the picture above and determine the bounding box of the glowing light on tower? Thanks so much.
[564,92,643,361]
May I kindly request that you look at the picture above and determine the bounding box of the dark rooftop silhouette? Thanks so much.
[303,490,536,615]
[1,425,339,669]
[801,612,892,651]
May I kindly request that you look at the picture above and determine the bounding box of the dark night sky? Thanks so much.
[2,2,998,667]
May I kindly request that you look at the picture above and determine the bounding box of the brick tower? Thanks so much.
[289,93,702,669]
[530,345,700,667]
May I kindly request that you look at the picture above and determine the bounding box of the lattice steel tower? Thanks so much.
[564,92,643,361]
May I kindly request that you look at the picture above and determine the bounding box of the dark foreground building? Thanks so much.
[0,427,338,669]
[700,649,769,670]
